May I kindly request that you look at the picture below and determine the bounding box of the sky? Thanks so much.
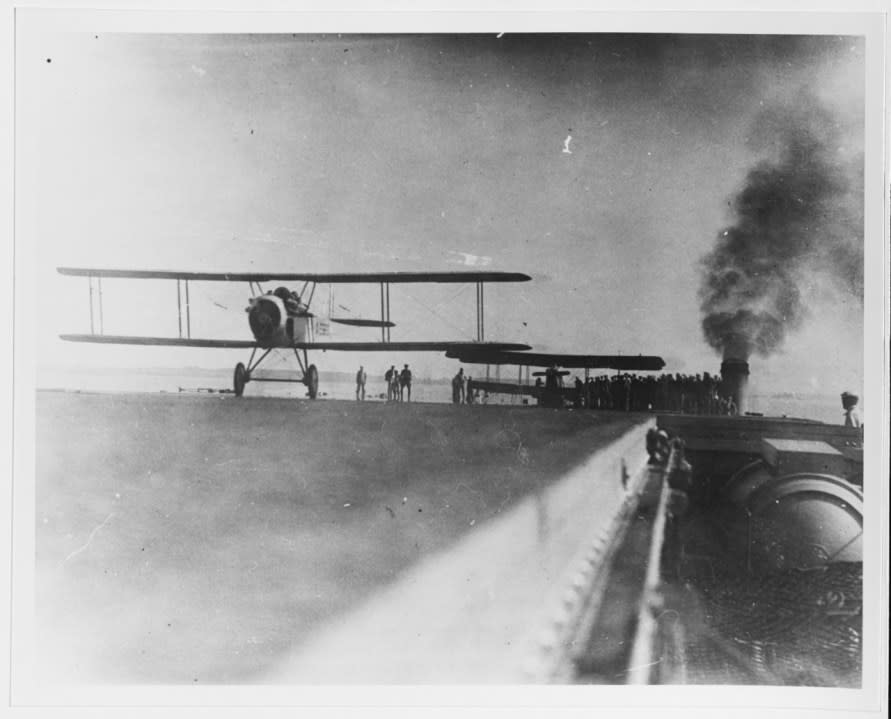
[21,31,867,393]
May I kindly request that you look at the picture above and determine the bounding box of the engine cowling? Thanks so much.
[247,296,284,341]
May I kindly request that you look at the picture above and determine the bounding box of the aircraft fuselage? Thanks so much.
[246,289,312,347]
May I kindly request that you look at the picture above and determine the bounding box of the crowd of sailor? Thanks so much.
[452,367,743,414]
[565,371,740,414]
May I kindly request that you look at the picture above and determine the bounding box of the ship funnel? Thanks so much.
[720,357,750,414]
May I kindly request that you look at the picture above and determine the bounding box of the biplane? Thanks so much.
[57,268,532,398]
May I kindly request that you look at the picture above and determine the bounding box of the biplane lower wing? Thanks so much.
[60,334,531,353]
[445,348,665,371]
[60,335,260,348]
[299,341,532,352]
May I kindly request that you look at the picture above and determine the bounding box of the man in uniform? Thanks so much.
[390,368,401,402]
[355,365,367,401]
[385,365,396,401]
[841,392,862,427]
[544,363,559,391]
[399,364,413,402]
[452,368,465,404]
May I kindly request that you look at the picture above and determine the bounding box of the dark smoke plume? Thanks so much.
[699,96,863,360]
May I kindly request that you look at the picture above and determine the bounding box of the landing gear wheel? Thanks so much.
[305,364,319,399]
[233,362,248,397]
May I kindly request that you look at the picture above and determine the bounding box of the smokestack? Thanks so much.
[721,357,749,415]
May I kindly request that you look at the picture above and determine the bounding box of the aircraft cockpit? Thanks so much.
[273,286,303,314]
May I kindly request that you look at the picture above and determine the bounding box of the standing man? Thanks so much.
[385,365,396,402]
[400,364,413,402]
[841,392,862,427]
[544,364,559,391]
[355,365,367,401]
[452,368,465,404]
[390,367,401,402]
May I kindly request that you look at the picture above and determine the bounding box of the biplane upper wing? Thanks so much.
[57,268,532,283]
[445,348,666,371]
[60,334,531,353]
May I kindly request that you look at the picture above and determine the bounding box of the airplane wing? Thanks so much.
[330,318,395,328]
[295,341,532,352]
[60,335,261,348]
[60,334,531,353]
[445,348,666,371]
[57,268,532,283]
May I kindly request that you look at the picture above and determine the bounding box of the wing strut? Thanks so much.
[379,282,392,342]
[176,280,182,338]
[98,278,104,334]
[175,279,192,339]
[306,281,317,309]
[476,282,485,342]
[88,277,94,333]
[87,276,105,335]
